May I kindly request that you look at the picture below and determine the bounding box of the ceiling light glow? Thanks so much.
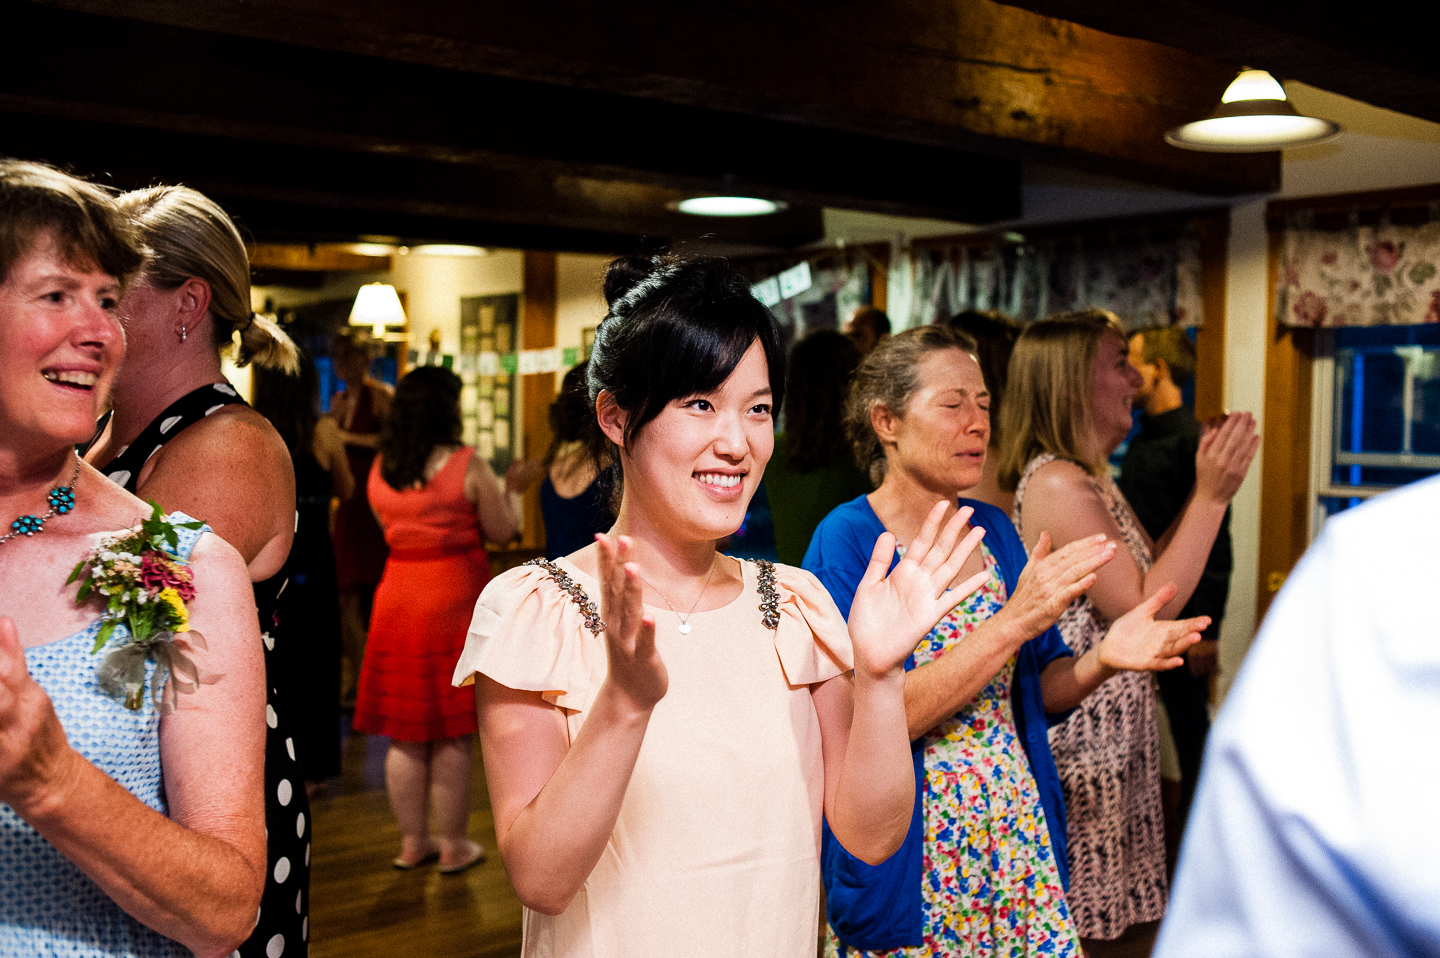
[1166,69,1340,152]
[409,244,488,256]
[1220,69,1287,103]
[675,196,786,217]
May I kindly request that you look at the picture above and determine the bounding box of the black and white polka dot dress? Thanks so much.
[92,383,311,957]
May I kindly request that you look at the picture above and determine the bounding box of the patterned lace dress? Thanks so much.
[1012,454,1166,940]
[0,519,204,957]
[825,542,1078,958]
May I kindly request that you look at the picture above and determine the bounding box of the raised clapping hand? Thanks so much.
[0,616,75,816]
[846,502,989,679]
[994,531,1117,643]
[594,534,668,712]
[1196,411,1260,504]
[1096,583,1209,672]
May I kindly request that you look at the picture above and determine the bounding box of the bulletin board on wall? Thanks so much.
[460,293,521,475]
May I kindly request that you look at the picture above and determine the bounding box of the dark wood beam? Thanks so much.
[999,0,1440,126]
[20,0,1274,196]
[0,0,1015,234]
[0,107,826,252]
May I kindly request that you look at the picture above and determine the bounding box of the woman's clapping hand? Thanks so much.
[0,617,76,817]
[1096,583,1208,673]
[847,501,988,680]
[594,534,668,713]
[1196,412,1260,505]
[992,532,1116,649]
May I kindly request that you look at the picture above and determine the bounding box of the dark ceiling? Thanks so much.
[5,0,1419,253]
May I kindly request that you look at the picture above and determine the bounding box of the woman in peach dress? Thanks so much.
[454,256,988,957]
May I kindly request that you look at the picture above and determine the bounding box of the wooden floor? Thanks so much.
[309,721,1164,958]
[308,724,523,958]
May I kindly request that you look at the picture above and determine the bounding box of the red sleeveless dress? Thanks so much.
[354,448,490,741]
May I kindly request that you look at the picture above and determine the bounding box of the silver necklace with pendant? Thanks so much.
[640,556,718,635]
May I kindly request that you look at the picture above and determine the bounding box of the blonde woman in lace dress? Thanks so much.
[998,311,1258,950]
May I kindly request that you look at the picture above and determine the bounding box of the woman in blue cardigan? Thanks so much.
[803,324,1205,958]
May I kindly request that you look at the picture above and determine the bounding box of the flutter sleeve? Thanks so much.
[452,561,605,714]
[771,563,855,686]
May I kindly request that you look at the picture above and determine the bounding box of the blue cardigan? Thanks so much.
[802,495,1074,952]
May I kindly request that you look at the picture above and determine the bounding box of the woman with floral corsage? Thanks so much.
[454,256,988,958]
[0,160,266,957]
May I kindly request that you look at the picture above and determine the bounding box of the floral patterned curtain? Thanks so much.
[1277,220,1440,327]
[901,227,1204,331]
[904,229,1209,331]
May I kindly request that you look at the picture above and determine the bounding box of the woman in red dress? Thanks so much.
[354,366,532,873]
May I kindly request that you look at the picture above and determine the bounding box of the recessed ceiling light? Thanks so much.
[346,243,397,257]
[409,244,489,256]
[674,196,787,217]
[1166,69,1341,153]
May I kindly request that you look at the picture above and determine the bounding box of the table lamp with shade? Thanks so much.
[349,282,407,340]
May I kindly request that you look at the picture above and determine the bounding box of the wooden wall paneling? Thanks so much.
[1193,211,1229,422]
[1255,230,1316,623]
[520,251,558,553]
[870,249,889,315]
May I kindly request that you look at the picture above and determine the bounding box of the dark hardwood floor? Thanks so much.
[308,725,523,958]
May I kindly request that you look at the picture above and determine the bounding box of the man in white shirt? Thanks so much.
[1153,475,1440,958]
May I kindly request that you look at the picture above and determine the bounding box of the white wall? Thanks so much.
[389,249,524,356]
[556,254,610,360]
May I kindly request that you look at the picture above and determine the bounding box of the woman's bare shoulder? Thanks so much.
[1028,457,1097,497]
[157,406,290,475]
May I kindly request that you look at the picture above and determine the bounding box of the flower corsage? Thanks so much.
[67,503,217,712]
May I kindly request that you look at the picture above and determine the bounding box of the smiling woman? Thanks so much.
[1001,310,1258,947]
[0,160,266,958]
[452,255,994,958]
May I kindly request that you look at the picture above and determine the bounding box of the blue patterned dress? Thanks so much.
[1,518,207,957]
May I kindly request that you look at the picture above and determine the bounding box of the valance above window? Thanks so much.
[1278,220,1440,328]
[894,224,1205,331]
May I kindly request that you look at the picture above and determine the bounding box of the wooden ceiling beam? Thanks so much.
[0,0,1017,227]
[997,0,1440,126]
[0,108,825,251]
[21,0,1275,195]
[249,245,391,272]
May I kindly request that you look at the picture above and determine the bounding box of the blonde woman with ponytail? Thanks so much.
[83,185,312,958]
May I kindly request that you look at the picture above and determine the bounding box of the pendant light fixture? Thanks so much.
[672,196,787,217]
[1166,69,1341,152]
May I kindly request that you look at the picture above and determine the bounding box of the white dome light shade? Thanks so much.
[1167,113,1340,152]
[409,244,488,256]
[1166,69,1341,152]
[1220,69,1287,103]
[675,196,786,217]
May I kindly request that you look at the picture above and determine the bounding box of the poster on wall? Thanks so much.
[460,293,521,474]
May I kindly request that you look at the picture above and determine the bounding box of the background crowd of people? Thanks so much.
[0,156,1282,958]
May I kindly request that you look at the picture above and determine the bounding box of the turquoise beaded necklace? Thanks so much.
[0,457,80,547]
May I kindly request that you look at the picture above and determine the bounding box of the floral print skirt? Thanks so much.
[826,547,1078,958]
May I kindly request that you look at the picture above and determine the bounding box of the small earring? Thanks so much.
[179,326,188,343]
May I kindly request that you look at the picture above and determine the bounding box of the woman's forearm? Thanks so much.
[1142,497,1227,619]
[17,747,263,958]
[487,681,654,916]
[828,669,914,865]
[902,611,1029,740]
[1038,647,1117,713]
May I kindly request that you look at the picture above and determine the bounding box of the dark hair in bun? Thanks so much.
[587,255,787,499]
[602,254,658,307]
